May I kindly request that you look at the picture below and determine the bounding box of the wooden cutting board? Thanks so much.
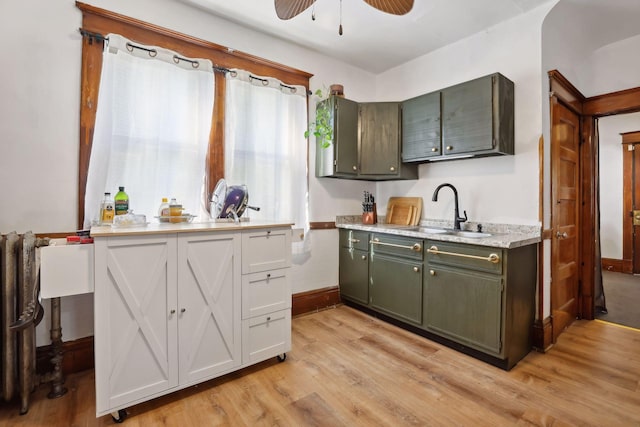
[386,197,423,226]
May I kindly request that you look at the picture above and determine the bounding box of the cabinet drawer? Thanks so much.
[339,229,369,251]
[371,233,423,261]
[242,309,291,365]
[426,241,502,274]
[242,228,291,274]
[242,268,290,319]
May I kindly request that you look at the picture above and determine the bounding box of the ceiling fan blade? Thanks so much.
[274,0,317,20]
[363,0,414,16]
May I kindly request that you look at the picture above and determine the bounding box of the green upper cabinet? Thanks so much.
[315,96,359,177]
[401,72,514,163]
[315,97,417,181]
[402,91,441,161]
[441,73,513,158]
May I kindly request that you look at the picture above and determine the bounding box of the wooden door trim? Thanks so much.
[549,70,585,115]
[584,86,640,117]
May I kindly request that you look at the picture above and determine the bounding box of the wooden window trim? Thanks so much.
[76,1,312,228]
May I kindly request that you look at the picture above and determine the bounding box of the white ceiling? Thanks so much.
[179,0,550,73]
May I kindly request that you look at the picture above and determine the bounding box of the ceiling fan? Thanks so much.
[274,0,414,21]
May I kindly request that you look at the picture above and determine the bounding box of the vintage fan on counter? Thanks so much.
[274,0,414,35]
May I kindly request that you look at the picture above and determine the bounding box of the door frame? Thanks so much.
[544,71,640,347]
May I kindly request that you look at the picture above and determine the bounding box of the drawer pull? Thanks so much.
[427,245,500,264]
[266,273,271,279]
[180,308,186,313]
[413,266,420,273]
[370,238,422,252]
[170,309,176,315]
[429,270,435,276]
[361,255,367,260]
[348,238,360,243]
[266,316,271,321]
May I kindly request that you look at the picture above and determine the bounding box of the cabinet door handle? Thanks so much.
[556,231,568,239]
[266,273,271,279]
[170,309,176,315]
[413,266,420,273]
[431,147,438,152]
[429,270,435,276]
[348,238,360,243]
[389,166,396,172]
[446,145,453,151]
[352,165,357,171]
[361,255,367,260]
[427,245,500,264]
[180,308,186,313]
[370,239,422,252]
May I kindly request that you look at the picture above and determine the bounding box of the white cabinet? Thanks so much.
[93,225,290,418]
[94,234,178,415]
[177,232,241,385]
[241,228,291,365]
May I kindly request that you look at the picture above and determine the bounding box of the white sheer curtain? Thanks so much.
[83,34,214,228]
[225,69,309,253]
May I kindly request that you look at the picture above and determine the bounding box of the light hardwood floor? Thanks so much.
[1,305,639,426]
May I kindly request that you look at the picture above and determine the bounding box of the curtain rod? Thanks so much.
[78,28,230,74]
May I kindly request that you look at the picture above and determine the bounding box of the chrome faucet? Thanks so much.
[432,183,467,230]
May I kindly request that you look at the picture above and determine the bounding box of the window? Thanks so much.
[83,34,214,227]
[224,70,308,246]
[77,3,311,229]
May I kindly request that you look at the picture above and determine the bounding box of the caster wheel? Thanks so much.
[111,409,127,423]
[276,353,287,362]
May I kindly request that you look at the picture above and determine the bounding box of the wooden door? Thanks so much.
[551,101,581,342]
[177,232,241,384]
[621,132,640,273]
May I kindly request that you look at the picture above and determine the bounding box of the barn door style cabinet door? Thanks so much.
[93,234,180,416]
[177,232,241,384]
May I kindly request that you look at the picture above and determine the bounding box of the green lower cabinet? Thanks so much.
[424,265,503,355]
[339,230,369,305]
[339,247,369,305]
[370,254,423,325]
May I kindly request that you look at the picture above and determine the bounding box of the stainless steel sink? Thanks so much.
[417,227,449,234]
[449,230,492,238]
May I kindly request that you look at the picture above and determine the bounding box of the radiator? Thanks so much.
[0,231,61,415]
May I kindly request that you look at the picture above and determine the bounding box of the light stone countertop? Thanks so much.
[91,219,294,237]
[336,216,540,249]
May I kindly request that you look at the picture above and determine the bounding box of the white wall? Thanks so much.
[374,4,553,227]
[0,0,375,344]
[599,112,640,259]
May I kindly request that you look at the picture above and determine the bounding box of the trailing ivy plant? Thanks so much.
[304,89,333,148]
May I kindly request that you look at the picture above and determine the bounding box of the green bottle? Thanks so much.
[114,186,129,216]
